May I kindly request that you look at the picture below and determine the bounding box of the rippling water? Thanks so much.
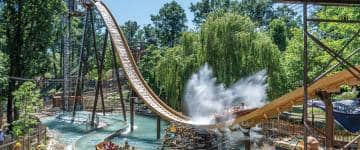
[110,115,168,150]
[40,111,127,149]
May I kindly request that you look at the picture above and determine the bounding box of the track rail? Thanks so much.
[94,1,360,128]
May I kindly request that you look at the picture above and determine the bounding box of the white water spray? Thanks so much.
[184,64,267,124]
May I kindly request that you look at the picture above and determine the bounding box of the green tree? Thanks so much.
[0,52,7,95]
[3,0,65,124]
[282,28,329,91]
[0,52,8,126]
[143,24,157,45]
[191,0,280,27]
[151,1,187,47]
[139,45,164,94]
[12,81,42,137]
[269,19,287,51]
[190,0,231,26]
[153,32,199,110]
[314,6,360,56]
[0,1,4,50]
[274,5,299,38]
[282,7,360,91]
[199,13,285,99]
[121,20,140,48]
[235,0,274,26]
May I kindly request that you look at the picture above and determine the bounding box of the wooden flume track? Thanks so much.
[94,1,360,128]
[94,1,193,125]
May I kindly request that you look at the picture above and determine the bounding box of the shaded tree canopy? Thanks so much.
[199,12,285,99]
[0,52,7,99]
[151,1,187,47]
[190,0,276,27]
[190,0,231,25]
[269,19,287,51]
[121,20,140,48]
[236,0,274,26]
[2,0,65,124]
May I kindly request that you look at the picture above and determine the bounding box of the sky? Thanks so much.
[102,0,199,29]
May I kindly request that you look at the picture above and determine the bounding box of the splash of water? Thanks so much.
[184,64,267,124]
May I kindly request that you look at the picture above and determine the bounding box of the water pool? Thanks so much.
[74,114,127,150]
[110,115,168,150]
[40,111,127,150]
[40,112,94,149]
[41,112,264,150]
[41,112,167,150]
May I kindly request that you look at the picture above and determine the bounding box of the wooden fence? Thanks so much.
[0,125,47,150]
[259,119,360,147]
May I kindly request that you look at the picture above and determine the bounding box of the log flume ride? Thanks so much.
[94,1,360,128]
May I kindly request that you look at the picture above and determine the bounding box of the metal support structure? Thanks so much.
[316,91,334,148]
[311,47,360,84]
[297,1,360,148]
[307,18,360,24]
[90,9,104,126]
[60,22,64,79]
[72,9,90,118]
[100,30,109,116]
[302,1,309,149]
[130,97,134,132]
[243,129,251,150]
[111,40,127,121]
[317,29,360,75]
[63,0,75,111]
[306,32,360,80]
[157,116,161,139]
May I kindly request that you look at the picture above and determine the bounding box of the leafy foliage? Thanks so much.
[200,13,286,99]
[3,0,66,77]
[12,81,42,137]
[0,52,7,101]
[235,0,274,26]
[269,19,287,51]
[122,20,140,48]
[139,45,164,93]
[314,6,360,65]
[154,32,199,109]
[142,24,158,45]
[2,0,65,124]
[273,5,300,39]
[151,1,187,47]
[190,0,231,26]
[282,7,360,92]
